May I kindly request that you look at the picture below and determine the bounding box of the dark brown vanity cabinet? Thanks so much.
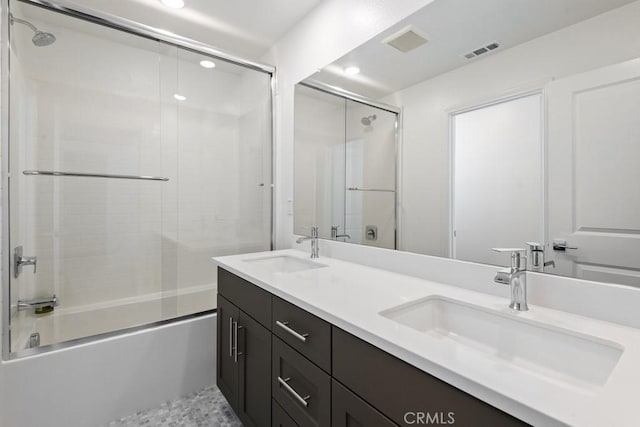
[331,379,395,427]
[217,268,528,427]
[273,399,299,426]
[332,328,528,427]
[217,270,272,427]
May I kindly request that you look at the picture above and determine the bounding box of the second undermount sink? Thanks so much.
[380,296,623,388]
[243,255,328,274]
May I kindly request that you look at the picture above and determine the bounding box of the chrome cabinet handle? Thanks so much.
[233,321,244,363]
[229,317,234,358]
[233,321,238,363]
[276,320,309,342]
[277,376,310,407]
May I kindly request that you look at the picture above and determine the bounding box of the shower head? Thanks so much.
[10,14,56,47]
[31,31,56,47]
[361,114,377,126]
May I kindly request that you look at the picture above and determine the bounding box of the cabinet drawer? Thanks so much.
[272,337,331,427]
[218,268,272,328]
[332,327,527,426]
[272,297,331,372]
[332,379,396,427]
[272,399,299,427]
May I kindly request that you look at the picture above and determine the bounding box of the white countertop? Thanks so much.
[213,249,640,427]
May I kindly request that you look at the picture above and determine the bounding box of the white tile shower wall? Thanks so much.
[345,102,396,249]
[383,0,640,257]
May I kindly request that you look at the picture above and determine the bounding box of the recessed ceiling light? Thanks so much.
[200,60,216,69]
[173,93,186,101]
[344,66,360,76]
[160,0,185,9]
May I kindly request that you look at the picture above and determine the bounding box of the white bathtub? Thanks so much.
[0,288,217,427]
[15,284,217,349]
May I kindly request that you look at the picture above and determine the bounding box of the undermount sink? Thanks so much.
[380,296,623,388]
[243,255,327,273]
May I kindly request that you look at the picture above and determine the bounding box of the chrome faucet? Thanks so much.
[525,242,555,272]
[492,248,528,311]
[296,226,319,259]
[330,225,351,241]
[18,295,59,314]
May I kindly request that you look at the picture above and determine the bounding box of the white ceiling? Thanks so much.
[309,0,637,99]
[53,0,322,60]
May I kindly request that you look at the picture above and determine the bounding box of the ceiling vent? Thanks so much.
[382,26,429,53]
[463,42,500,59]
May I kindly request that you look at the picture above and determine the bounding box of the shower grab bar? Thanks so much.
[347,187,395,193]
[23,170,169,182]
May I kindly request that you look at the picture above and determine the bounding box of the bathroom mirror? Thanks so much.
[293,0,640,287]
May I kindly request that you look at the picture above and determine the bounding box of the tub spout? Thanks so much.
[18,295,59,314]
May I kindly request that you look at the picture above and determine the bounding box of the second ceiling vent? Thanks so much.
[382,26,429,53]
[463,42,501,59]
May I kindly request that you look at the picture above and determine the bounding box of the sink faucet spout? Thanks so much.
[491,248,529,311]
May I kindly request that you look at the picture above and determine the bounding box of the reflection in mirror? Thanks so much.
[294,0,640,287]
[294,83,398,249]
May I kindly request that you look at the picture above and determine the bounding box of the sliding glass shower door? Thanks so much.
[6,0,272,355]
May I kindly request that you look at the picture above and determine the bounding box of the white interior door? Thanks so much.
[547,58,640,287]
[452,93,543,266]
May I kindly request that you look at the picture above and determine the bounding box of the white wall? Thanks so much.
[383,0,640,259]
[262,0,434,248]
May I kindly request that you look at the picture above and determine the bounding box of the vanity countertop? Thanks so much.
[213,249,640,427]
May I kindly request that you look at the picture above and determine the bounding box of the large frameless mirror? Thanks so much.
[293,0,640,288]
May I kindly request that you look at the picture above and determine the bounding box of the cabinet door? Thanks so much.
[238,310,272,427]
[217,295,240,410]
[273,399,299,427]
[332,380,396,427]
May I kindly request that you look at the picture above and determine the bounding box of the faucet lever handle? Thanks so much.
[491,247,526,253]
[491,248,526,270]
[525,242,543,251]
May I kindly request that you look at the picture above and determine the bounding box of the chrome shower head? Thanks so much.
[32,31,56,47]
[10,14,56,47]
[361,114,377,126]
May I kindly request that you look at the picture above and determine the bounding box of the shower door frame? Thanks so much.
[0,0,277,360]
[298,80,402,250]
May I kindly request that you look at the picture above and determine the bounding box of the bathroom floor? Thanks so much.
[106,385,242,427]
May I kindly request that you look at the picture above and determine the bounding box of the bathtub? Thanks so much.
[12,284,216,350]
[0,287,217,427]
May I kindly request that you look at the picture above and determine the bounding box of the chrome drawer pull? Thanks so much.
[278,376,310,407]
[276,320,309,343]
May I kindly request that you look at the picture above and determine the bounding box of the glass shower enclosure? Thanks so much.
[294,82,398,249]
[3,0,273,357]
